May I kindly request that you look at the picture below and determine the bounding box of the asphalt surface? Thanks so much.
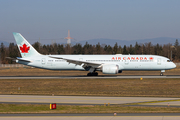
[1,75,180,79]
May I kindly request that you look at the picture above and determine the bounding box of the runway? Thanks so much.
[1,75,180,79]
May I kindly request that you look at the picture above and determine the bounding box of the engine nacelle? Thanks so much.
[102,64,119,74]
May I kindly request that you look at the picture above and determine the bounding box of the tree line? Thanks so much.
[1,39,180,64]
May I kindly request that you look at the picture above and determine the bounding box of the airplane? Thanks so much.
[9,32,176,76]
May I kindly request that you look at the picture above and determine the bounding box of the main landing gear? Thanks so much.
[87,72,98,76]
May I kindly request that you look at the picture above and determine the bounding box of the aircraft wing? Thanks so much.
[49,56,102,68]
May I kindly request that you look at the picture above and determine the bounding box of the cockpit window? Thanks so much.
[167,60,172,62]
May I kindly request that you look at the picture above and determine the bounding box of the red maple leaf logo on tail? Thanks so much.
[20,44,30,53]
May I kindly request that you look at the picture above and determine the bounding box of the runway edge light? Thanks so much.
[50,103,56,109]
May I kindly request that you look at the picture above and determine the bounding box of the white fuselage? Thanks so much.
[17,54,176,71]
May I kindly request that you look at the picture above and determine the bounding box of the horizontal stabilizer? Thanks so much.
[6,57,16,61]
[6,57,32,62]
[17,57,32,62]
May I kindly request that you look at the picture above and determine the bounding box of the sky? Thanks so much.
[1,0,180,44]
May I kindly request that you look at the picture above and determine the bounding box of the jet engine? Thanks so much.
[102,64,119,74]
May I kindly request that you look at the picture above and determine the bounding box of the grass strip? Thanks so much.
[1,78,180,97]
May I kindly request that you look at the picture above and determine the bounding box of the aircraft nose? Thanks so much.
[173,63,176,68]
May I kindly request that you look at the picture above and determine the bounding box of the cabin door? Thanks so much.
[157,58,161,65]
[124,60,129,65]
[41,58,46,65]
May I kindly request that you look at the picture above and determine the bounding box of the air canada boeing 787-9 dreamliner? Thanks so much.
[8,33,176,76]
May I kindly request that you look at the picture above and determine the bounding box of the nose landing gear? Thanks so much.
[160,70,165,76]
[160,73,163,76]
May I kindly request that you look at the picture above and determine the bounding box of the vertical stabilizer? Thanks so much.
[13,32,41,58]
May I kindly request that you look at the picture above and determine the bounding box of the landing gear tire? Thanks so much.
[87,72,98,76]
[94,72,98,76]
[87,73,91,76]
[160,73,163,76]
